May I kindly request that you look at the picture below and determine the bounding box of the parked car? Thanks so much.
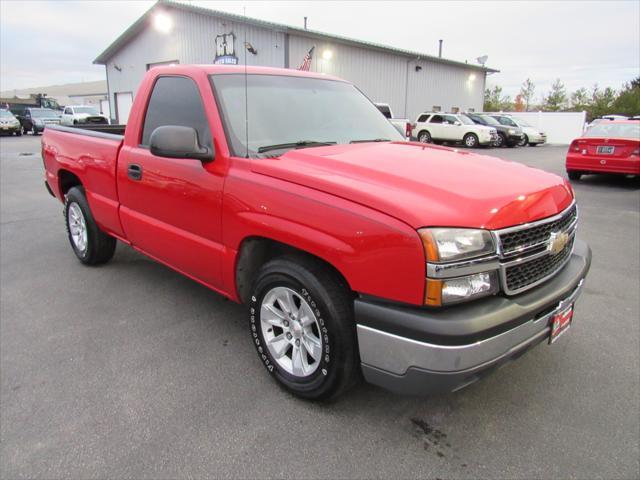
[374,102,411,139]
[18,107,61,135]
[566,120,639,180]
[42,65,591,400]
[491,115,547,147]
[60,105,109,126]
[466,112,523,147]
[0,109,22,136]
[413,112,497,147]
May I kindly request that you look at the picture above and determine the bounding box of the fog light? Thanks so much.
[426,271,498,306]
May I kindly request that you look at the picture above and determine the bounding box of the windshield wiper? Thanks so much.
[349,138,391,144]
[257,140,336,153]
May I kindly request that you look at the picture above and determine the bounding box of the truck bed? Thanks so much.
[42,124,125,238]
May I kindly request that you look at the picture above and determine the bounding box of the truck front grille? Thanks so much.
[496,203,578,295]
[505,236,574,292]
[500,205,577,256]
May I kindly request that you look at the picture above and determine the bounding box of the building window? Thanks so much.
[432,105,441,112]
[146,60,180,70]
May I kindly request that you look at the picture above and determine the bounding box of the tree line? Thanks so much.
[484,77,639,120]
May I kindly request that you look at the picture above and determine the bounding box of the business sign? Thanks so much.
[214,33,238,65]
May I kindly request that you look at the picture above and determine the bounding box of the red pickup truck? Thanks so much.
[42,65,591,400]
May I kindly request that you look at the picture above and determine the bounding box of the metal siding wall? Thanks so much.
[288,34,407,119]
[105,9,285,122]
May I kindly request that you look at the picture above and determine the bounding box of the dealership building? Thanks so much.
[94,0,498,124]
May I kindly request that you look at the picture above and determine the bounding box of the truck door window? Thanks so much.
[141,76,212,149]
[64,108,72,115]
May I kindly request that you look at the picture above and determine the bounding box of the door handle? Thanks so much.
[127,163,142,181]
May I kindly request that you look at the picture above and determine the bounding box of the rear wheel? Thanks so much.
[463,133,479,148]
[568,171,582,181]
[249,256,359,400]
[418,130,432,143]
[518,135,528,147]
[64,186,116,265]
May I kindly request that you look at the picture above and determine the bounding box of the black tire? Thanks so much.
[568,171,582,181]
[518,135,528,147]
[418,130,432,143]
[529,143,538,147]
[73,120,78,125]
[15,129,22,137]
[463,133,479,148]
[31,125,38,136]
[495,133,506,147]
[64,186,116,265]
[248,256,359,401]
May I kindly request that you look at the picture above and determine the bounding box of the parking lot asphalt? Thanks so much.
[1,135,638,479]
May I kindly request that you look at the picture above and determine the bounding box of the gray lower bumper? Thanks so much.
[356,240,591,396]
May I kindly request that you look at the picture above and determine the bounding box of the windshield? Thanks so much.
[458,115,475,125]
[0,110,15,118]
[210,74,403,157]
[584,122,640,140]
[31,109,59,118]
[479,115,500,126]
[495,116,517,127]
[73,106,99,115]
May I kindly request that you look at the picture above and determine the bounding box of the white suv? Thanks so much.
[413,113,497,148]
[60,105,109,126]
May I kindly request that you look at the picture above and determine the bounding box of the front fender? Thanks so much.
[222,169,426,306]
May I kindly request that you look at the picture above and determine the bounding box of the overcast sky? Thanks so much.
[1,0,639,100]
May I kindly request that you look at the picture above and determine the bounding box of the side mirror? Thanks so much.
[149,125,213,162]
[454,121,461,126]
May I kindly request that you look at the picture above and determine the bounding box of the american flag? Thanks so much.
[298,46,315,71]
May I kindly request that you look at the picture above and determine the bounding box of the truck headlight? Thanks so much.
[426,271,499,306]
[419,228,495,263]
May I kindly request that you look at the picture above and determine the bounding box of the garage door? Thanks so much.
[115,92,133,124]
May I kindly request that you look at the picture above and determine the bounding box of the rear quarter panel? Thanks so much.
[42,128,125,237]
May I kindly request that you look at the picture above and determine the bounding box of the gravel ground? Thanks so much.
[1,135,638,479]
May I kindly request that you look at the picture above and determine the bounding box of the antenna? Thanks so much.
[476,55,488,66]
[243,6,249,158]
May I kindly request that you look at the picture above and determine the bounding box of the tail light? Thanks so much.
[631,148,639,157]
[405,122,412,138]
[569,141,580,152]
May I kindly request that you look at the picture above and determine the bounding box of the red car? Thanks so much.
[41,65,591,399]
[566,120,640,180]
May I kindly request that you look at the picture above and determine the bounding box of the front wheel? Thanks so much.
[64,187,116,265]
[495,133,505,147]
[15,129,22,137]
[518,135,528,147]
[249,256,359,400]
[463,133,479,148]
[529,143,538,147]
[31,125,39,136]
[418,130,432,143]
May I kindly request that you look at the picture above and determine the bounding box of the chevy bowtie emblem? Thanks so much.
[548,231,569,255]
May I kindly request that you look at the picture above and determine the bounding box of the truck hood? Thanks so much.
[251,142,573,230]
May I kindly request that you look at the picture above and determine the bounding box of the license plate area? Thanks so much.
[597,145,615,154]
[550,303,574,344]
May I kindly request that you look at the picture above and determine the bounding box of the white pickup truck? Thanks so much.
[374,103,411,139]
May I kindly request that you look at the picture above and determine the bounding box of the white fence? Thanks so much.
[486,111,587,145]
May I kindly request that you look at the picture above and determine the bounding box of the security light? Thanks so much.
[322,49,333,60]
[468,73,477,81]
[153,12,173,34]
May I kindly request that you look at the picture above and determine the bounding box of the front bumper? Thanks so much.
[356,239,591,396]
[0,125,20,133]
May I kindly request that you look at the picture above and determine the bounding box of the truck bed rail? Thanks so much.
[46,124,125,140]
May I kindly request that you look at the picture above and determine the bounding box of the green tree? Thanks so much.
[519,78,536,111]
[612,77,640,116]
[590,84,617,119]
[543,79,567,111]
[569,87,590,111]
[483,86,512,112]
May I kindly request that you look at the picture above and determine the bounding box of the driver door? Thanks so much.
[117,75,225,289]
